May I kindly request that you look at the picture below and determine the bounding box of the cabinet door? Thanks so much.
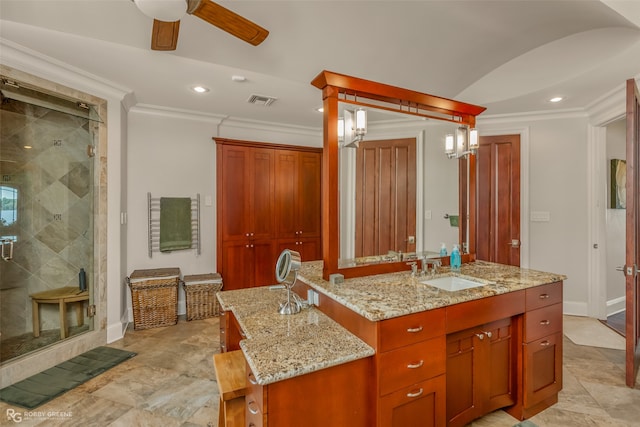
[221,241,254,290]
[524,331,563,408]
[275,150,298,238]
[378,375,446,427]
[250,148,276,240]
[483,318,516,413]
[277,238,321,262]
[253,239,277,287]
[446,328,480,426]
[220,145,251,241]
[297,151,322,238]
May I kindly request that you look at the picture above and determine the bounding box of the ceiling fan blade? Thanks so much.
[188,0,268,46]
[151,19,181,51]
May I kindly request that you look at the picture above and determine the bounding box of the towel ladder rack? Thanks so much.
[147,192,201,258]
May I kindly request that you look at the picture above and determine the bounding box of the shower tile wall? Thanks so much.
[0,100,94,340]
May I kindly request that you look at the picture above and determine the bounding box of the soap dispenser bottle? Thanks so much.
[450,244,461,271]
[439,243,447,257]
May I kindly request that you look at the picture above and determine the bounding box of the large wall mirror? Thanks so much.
[312,70,485,280]
[337,105,464,267]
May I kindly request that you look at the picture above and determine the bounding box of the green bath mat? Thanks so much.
[0,346,136,409]
[513,421,538,427]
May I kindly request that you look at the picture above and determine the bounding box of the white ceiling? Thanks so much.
[1,0,640,129]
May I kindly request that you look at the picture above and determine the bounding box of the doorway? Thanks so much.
[602,118,627,336]
[0,78,98,363]
[476,134,521,266]
[354,138,416,257]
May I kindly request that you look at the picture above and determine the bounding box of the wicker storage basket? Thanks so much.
[183,273,223,321]
[127,268,180,330]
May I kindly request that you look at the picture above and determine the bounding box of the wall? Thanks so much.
[125,108,321,319]
[479,113,590,315]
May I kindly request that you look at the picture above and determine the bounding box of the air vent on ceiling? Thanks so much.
[247,94,277,106]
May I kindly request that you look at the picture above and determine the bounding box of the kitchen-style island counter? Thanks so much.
[217,260,566,427]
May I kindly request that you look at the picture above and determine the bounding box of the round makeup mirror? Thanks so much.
[275,249,302,314]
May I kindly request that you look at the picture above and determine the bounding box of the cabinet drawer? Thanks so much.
[525,303,562,342]
[379,308,445,352]
[378,336,446,396]
[378,374,446,427]
[525,282,562,311]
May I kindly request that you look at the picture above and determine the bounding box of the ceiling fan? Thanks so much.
[133,0,269,51]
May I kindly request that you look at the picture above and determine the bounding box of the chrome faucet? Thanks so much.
[406,261,418,277]
[420,258,442,277]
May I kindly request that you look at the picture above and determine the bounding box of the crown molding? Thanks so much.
[477,108,587,126]
[0,38,130,102]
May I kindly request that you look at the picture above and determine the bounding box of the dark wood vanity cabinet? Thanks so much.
[216,139,322,290]
[521,282,563,417]
[376,309,447,426]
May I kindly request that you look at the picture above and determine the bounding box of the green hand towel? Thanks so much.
[160,197,192,252]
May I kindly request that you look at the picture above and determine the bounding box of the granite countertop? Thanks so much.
[218,260,566,386]
[296,260,567,322]
[217,286,375,385]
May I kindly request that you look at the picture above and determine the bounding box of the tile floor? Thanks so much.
[1,315,639,426]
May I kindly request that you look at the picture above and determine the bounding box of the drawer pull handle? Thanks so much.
[249,424,256,427]
[483,331,492,338]
[406,326,423,333]
[539,293,550,299]
[476,333,484,340]
[248,372,258,385]
[248,401,259,415]
[540,340,551,347]
[407,360,424,369]
[539,320,550,325]
[406,388,424,398]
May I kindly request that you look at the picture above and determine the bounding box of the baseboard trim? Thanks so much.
[563,301,588,316]
[606,296,626,317]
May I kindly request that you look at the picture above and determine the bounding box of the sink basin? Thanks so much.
[421,275,489,292]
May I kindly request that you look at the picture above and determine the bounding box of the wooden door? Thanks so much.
[355,138,416,257]
[626,78,640,387]
[477,135,521,266]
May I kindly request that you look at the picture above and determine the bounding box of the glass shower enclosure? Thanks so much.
[0,77,99,363]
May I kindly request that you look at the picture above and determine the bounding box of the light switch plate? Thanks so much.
[531,211,551,222]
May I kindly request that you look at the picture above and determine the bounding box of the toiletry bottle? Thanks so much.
[450,244,461,271]
[79,268,87,292]
[439,243,447,257]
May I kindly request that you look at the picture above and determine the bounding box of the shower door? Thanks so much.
[0,91,96,363]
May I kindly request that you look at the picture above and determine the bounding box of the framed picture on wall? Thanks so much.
[610,158,626,209]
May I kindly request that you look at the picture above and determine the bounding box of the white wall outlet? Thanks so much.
[425,210,432,220]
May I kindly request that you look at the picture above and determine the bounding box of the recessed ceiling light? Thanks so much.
[23,145,32,149]
[192,86,209,93]
[549,96,563,103]
[231,75,247,82]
